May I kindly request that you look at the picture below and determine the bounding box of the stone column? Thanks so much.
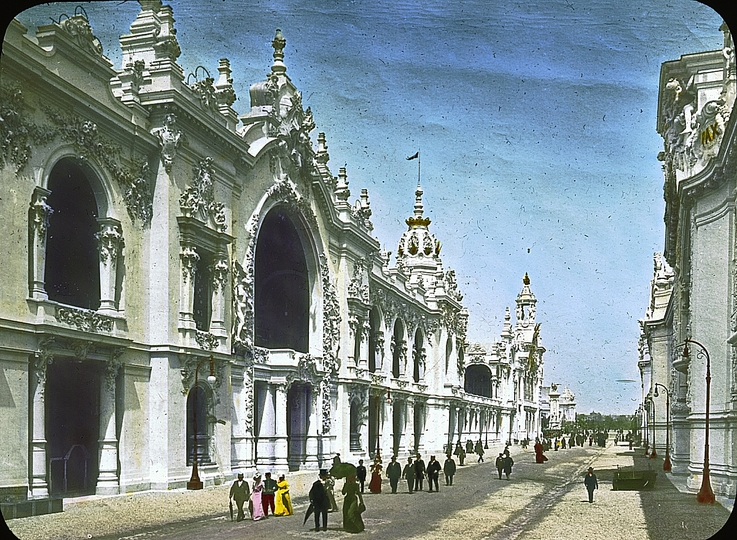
[274,381,289,470]
[210,252,229,338]
[256,382,276,468]
[230,367,250,471]
[406,399,416,455]
[179,242,199,327]
[380,398,393,459]
[305,386,320,468]
[96,218,124,313]
[29,349,51,499]
[96,357,121,495]
[28,186,52,300]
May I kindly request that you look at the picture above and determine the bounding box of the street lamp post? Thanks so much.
[654,382,672,472]
[648,394,657,459]
[642,399,651,457]
[682,340,715,504]
[187,354,216,491]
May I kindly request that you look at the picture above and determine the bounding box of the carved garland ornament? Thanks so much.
[43,106,153,225]
[0,85,55,173]
[56,306,114,333]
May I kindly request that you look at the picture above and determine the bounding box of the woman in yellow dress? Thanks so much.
[274,474,293,516]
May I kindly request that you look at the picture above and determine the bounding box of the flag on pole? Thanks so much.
[406,151,419,160]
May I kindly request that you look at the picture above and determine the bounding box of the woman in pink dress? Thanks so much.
[250,473,266,520]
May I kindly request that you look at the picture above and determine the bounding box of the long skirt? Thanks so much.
[368,472,382,493]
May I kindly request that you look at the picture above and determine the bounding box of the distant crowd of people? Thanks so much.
[228,432,612,532]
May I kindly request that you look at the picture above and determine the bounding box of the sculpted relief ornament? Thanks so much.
[179,157,227,232]
[152,113,182,172]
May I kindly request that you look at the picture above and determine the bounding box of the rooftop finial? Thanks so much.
[271,29,287,75]
[523,272,530,285]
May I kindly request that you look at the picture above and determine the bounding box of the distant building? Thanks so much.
[643,20,736,499]
[540,383,575,431]
[0,3,545,504]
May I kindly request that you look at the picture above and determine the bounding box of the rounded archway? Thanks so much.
[254,207,310,352]
[45,158,102,310]
[464,364,492,398]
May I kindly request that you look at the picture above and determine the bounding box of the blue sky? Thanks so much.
[12,1,727,414]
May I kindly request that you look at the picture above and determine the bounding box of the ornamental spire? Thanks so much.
[271,29,287,76]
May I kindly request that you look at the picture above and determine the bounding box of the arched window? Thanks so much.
[254,208,309,352]
[45,159,101,309]
[368,308,380,373]
[465,364,492,398]
[391,320,405,378]
[412,329,424,382]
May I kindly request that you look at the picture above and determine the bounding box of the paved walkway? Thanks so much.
[3,442,734,540]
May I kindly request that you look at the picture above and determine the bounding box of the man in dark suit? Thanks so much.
[426,455,441,492]
[584,467,598,503]
[402,457,415,493]
[443,454,457,485]
[309,469,331,531]
[229,473,250,521]
[413,454,426,492]
[356,459,367,493]
[386,456,402,493]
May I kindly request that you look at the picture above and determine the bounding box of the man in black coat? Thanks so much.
[426,455,441,492]
[413,454,426,492]
[402,457,415,493]
[356,459,367,493]
[309,470,331,531]
[386,456,402,493]
[443,454,457,486]
[584,467,598,503]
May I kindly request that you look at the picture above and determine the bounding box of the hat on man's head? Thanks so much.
[237,472,244,478]
[319,469,328,477]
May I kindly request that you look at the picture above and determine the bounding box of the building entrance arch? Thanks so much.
[254,208,310,352]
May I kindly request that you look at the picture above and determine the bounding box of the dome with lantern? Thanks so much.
[396,183,443,284]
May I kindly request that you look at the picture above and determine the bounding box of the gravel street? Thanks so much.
[5,442,733,540]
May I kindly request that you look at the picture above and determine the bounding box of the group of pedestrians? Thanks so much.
[228,471,293,522]
[447,438,487,465]
[362,453,453,495]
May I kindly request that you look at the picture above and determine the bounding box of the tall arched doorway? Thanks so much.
[45,158,101,310]
[464,364,492,398]
[287,383,311,471]
[186,385,212,466]
[45,358,101,497]
[254,208,309,352]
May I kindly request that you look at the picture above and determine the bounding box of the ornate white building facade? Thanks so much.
[0,2,544,503]
[640,20,736,498]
